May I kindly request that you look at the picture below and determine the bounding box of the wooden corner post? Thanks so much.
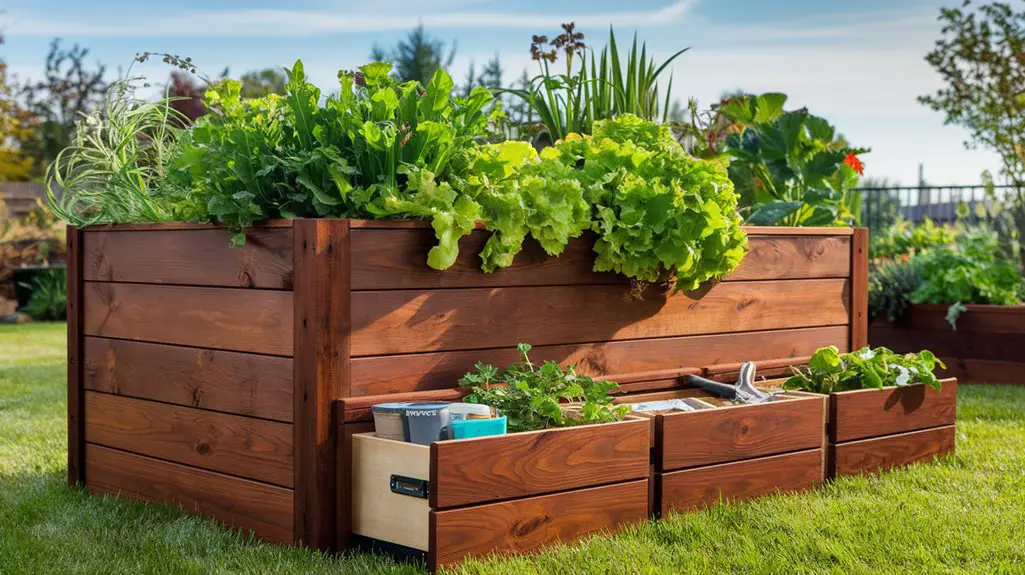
[293,219,351,550]
[849,227,869,350]
[67,226,85,486]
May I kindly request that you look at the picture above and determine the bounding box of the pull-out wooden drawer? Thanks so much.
[350,417,651,571]
[621,389,827,516]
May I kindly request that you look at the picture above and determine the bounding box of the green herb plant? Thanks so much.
[457,343,629,433]
[910,225,1023,327]
[868,256,923,322]
[784,346,945,394]
[869,217,958,260]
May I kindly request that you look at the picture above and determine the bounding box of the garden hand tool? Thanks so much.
[684,361,780,404]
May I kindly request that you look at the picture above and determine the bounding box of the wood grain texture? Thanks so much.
[82,282,293,356]
[293,219,349,549]
[829,379,957,443]
[831,425,956,478]
[85,444,294,543]
[658,449,823,515]
[429,419,650,509]
[337,421,374,551]
[896,304,1025,334]
[657,395,825,471]
[849,228,869,350]
[83,338,293,422]
[83,228,293,289]
[84,392,293,486]
[350,326,849,397]
[429,480,648,571]
[938,357,1025,385]
[67,226,85,486]
[351,279,850,356]
[349,230,850,290]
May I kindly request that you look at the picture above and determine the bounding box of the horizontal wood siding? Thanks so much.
[82,228,293,289]
[85,444,294,542]
[351,279,849,356]
[872,305,1025,384]
[350,230,850,290]
[658,449,823,515]
[429,480,649,570]
[85,392,294,487]
[83,338,293,422]
[831,425,956,477]
[429,418,650,509]
[829,380,957,443]
[658,396,825,471]
[83,283,293,356]
[349,326,848,397]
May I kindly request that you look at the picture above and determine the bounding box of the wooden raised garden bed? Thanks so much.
[620,387,826,516]
[871,303,1025,385]
[67,220,866,561]
[827,379,957,477]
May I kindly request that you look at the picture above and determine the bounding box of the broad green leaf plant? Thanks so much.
[458,343,629,433]
[722,93,868,227]
[784,346,945,394]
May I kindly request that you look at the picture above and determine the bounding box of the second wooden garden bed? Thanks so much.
[871,303,1025,385]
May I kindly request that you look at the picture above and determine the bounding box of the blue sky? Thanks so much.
[1,0,1001,185]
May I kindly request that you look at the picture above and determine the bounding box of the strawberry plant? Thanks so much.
[784,346,945,394]
[458,343,629,433]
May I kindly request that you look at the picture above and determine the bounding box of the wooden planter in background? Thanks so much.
[828,380,958,477]
[67,220,866,558]
[871,304,1025,385]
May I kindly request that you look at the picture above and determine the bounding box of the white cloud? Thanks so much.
[7,0,696,37]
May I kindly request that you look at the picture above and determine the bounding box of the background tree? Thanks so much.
[0,36,36,181]
[240,68,286,98]
[371,25,456,84]
[20,39,108,169]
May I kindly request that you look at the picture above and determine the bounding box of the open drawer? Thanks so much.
[350,417,650,571]
[617,387,826,516]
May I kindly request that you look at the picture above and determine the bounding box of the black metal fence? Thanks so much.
[858,184,1022,232]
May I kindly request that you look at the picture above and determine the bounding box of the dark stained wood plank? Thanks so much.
[81,219,293,232]
[429,480,648,571]
[899,304,1025,334]
[831,425,956,478]
[82,283,293,356]
[868,322,1025,360]
[351,279,850,356]
[429,418,650,509]
[84,392,293,487]
[829,379,958,443]
[83,228,293,289]
[85,444,293,543]
[83,338,293,422]
[658,449,823,515]
[350,230,850,290]
[657,395,825,471]
[336,421,374,551]
[67,226,85,486]
[350,326,849,397]
[937,357,1025,385]
[849,228,869,349]
[293,219,350,550]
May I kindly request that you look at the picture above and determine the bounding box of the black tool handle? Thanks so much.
[684,374,738,399]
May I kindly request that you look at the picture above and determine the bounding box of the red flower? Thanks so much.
[844,152,864,175]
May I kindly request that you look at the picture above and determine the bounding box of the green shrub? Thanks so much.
[19,268,67,321]
[869,217,958,260]
[869,257,923,322]
[911,225,1023,308]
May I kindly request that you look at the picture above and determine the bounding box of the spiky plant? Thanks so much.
[869,257,924,322]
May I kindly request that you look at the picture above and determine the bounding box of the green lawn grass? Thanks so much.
[2,323,1023,574]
